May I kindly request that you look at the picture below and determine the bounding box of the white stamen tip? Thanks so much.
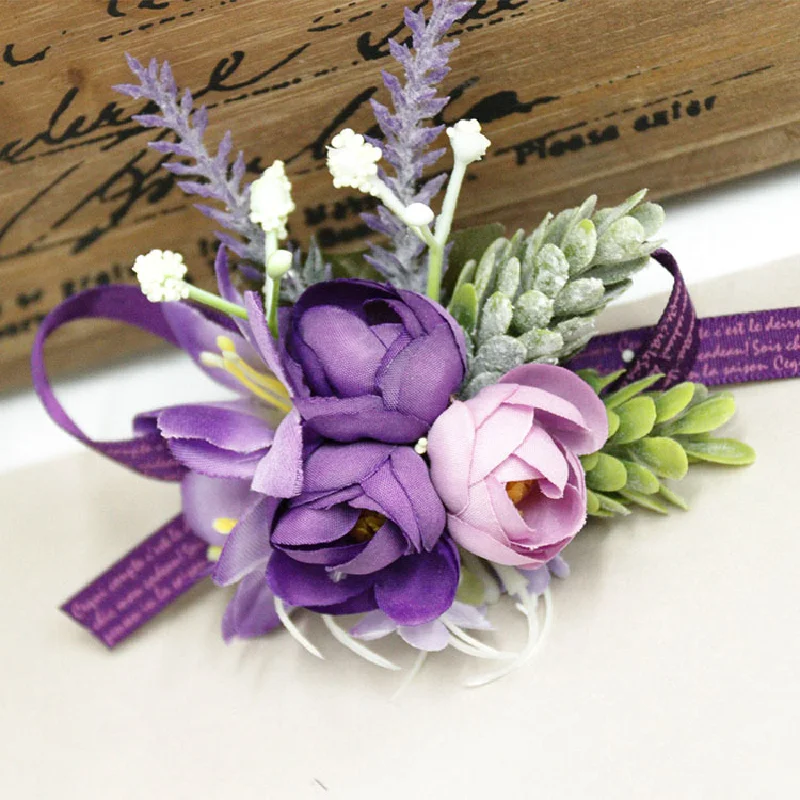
[621,348,636,363]
[414,437,429,455]
[248,160,295,238]
[326,128,383,193]
[403,203,435,227]
[447,118,491,164]
[267,249,294,279]
[132,249,189,303]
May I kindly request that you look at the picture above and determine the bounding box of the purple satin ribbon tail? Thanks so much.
[571,250,800,386]
[598,248,699,390]
[61,514,213,648]
[31,285,187,481]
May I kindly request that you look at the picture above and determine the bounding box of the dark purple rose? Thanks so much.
[279,279,467,443]
[264,441,460,626]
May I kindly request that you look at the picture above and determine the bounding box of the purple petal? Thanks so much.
[161,302,260,394]
[302,441,391,493]
[548,554,571,579]
[266,551,372,607]
[251,409,304,498]
[443,602,493,631]
[272,504,360,547]
[221,570,280,642]
[350,610,397,641]
[519,565,551,595]
[167,439,264,479]
[181,472,253,545]
[335,523,408,576]
[243,292,290,386]
[500,364,609,454]
[377,324,464,422]
[299,306,386,397]
[294,395,427,443]
[374,539,459,626]
[213,496,279,586]
[397,619,450,651]
[157,402,275,453]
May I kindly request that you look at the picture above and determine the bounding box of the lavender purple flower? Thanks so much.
[363,0,476,290]
[114,56,330,297]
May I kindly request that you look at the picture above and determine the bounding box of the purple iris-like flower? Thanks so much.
[219,440,459,626]
[181,471,280,641]
[279,279,467,444]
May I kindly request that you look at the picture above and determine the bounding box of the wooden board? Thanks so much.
[2,0,799,390]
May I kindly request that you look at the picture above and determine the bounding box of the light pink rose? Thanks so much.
[427,364,608,567]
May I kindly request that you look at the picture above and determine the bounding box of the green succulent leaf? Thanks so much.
[478,292,514,344]
[581,452,600,472]
[532,243,570,299]
[577,368,626,393]
[654,381,695,423]
[586,489,601,515]
[511,290,554,332]
[454,192,665,390]
[658,483,689,511]
[562,218,598,275]
[606,408,621,437]
[473,335,527,375]
[328,251,383,282]
[680,437,756,466]
[620,460,660,494]
[585,453,627,492]
[447,282,479,334]
[593,189,648,236]
[610,395,657,444]
[605,374,665,408]
[661,393,737,435]
[455,565,486,605]
[443,223,505,299]
[629,202,667,238]
[631,436,689,480]
[595,492,631,515]
[619,488,670,515]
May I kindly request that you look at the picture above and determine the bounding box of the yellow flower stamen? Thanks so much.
[349,511,387,543]
[207,545,223,562]
[212,517,238,535]
[200,335,292,413]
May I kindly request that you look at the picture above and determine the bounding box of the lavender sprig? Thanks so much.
[114,56,267,272]
[363,0,475,291]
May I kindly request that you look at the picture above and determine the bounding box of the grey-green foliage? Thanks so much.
[578,370,756,518]
[282,238,333,302]
[448,190,666,397]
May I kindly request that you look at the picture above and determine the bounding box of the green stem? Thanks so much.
[186,285,248,320]
[426,159,467,303]
[426,242,445,303]
[263,230,279,338]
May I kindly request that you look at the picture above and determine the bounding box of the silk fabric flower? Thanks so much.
[279,279,467,443]
[261,441,459,626]
[427,364,608,567]
[181,471,280,641]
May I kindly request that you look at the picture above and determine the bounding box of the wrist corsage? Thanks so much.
[32,0,799,688]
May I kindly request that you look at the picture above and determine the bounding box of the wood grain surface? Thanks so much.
[1,0,799,390]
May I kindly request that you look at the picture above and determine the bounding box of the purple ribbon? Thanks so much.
[61,515,213,648]
[571,253,800,385]
[31,285,187,482]
[608,248,700,389]
[32,286,211,646]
